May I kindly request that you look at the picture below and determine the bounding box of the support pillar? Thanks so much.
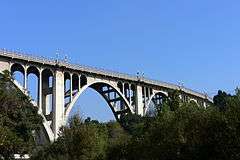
[122,82,125,96]
[42,74,50,116]
[136,85,144,116]
[38,69,42,114]
[53,70,65,139]
[148,88,151,101]
[78,75,81,91]
[70,73,73,101]
[24,68,27,90]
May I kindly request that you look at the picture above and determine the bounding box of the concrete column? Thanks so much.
[70,73,73,101]
[148,88,151,101]
[52,70,65,139]
[38,69,42,114]
[78,75,81,91]
[122,82,125,96]
[136,85,143,116]
[24,67,27,89]
[144,86,147,108]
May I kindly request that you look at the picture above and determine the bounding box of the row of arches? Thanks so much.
[63,72,87,107]
[11,63,201,121]
[10,63,90,122]
[142,86,153,113]
[9,62,208,143]
[116,82,170,115]
[145,91,202,116]
[11,62,172,118]
[11,62,200,117]
[11,63,54,118]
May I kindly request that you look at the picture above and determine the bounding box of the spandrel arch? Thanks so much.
[10,63,25,87]
[26,66,40,102]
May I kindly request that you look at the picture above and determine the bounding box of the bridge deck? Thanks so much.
[0,49,212,102]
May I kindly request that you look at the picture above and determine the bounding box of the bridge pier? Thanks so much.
[136,85,144,116]
[52,70,65,139]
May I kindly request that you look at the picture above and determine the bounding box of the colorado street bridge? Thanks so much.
[0,49,212,143]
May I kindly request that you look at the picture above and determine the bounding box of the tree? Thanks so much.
[168,90,181,111]
[0,70,42,159]
[121,114,146,137]
[31,115,108,160]
[213,90,231,110]
[31,87,240,160]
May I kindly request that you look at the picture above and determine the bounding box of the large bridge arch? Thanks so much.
[64,80,132,124]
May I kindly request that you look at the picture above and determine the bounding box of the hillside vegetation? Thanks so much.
[0,71,42,159]
[0,71,240,160]
[32,90,240,160]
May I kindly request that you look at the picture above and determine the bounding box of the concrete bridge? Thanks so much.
[0,49,211,143]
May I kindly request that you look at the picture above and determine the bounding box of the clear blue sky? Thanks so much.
[1,0,240,121]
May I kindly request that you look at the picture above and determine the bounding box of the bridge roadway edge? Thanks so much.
[0,49,212,103]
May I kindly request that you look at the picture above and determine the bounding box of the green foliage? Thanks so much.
[2,68,240,160]
[213,90,232,110]
[103,89,240,160]
[32,115,110,160]
[121,114,147,137]
[168,90,181,111]
[0,70,43,159]
[105,121,131,160]
[31,88,240,160]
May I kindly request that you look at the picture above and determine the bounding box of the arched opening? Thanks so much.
[80,75,87,88]
[145,92,167,117]
[69,87,115,122]
[27,66,39,103]
[64,72,71,106]
[11,63,25,87]
[189,99,198,107]
[72,73,79,95]
[66,82,131,123]
[42,68,54,117]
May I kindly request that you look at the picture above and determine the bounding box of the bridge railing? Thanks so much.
[0,49,211,101]
[0,49,56,65]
